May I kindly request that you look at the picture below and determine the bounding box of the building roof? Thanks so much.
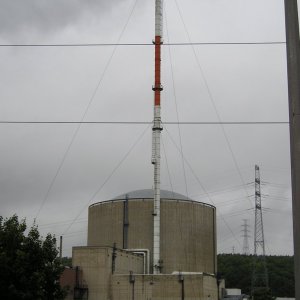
[113,189,192,200]
[89,189,215,209]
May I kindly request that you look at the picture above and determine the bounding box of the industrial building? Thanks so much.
[67,189,220,300]
[64,1,221,298]
[88,189,216,274]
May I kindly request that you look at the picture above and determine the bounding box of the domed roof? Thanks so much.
[113,189,192,201]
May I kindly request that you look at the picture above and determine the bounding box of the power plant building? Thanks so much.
[70,189,220,300]
[67,1,221,298]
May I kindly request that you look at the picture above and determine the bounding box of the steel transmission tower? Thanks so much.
[241,219,250,255]
[251,165,269,295]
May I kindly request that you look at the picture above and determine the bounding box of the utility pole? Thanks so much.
[241,219,250,255]
[59,235,63,260]
[251,165,269,296]
[284,1,300,299]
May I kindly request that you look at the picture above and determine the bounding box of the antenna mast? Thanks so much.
[152,0,163,274]
[251,165,269,295]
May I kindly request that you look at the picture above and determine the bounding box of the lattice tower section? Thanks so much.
[251,165,269,295]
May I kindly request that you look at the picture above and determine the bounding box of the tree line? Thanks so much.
[217,253,295,298]
[0,215,295,299]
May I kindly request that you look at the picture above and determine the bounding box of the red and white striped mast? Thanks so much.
[152,0,163,274]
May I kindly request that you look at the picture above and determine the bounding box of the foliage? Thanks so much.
[217,254,295,298]
[0,215,66,300]
[252,287,275,300]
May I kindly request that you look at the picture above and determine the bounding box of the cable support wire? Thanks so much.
[262,208,292,215]
[161,136,175,198]
[261,180,290,188]
[164,3,192,274]
[62,124,150,235]
[63,230,87,237]
[219,208,254,218]
[164,126,242,247]
[165,5,189,199]
[268,198,291,202]
[34,0,139,221]
[216,197,251,207]
[261,193,291,199]
[174,0,253,209]
[0,42,286,47]
[62,232,87,239]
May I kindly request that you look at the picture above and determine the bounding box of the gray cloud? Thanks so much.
[0,0,125,38]
[0,0,293,257]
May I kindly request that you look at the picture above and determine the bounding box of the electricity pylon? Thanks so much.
[242,219,250,255]
[251,165,269,296]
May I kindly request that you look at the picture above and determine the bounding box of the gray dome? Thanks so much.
[113,189,192,201]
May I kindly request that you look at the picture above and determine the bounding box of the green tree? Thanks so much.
[217,254,295,298]
[0,215,66,300]
[252,287,275,300]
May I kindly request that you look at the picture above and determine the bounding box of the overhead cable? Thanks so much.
[0,120,289,125]
[0,42,286,47]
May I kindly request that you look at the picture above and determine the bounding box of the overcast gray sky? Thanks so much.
[0,0,294,257]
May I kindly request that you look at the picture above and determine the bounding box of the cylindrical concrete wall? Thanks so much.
[88,190,216,275]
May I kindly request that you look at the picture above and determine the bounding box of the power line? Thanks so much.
[216,198,249,207]
[62,230,87,237]
[38,218,87,228]
[190,182,254,198]
[261,180,290,188]
[0,42,286,47]
[0,120,289,125]
[220,208,253,218]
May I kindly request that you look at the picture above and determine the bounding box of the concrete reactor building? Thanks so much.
[69,189,220,300]
[64,1,222,299]
[87,190,216,275]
